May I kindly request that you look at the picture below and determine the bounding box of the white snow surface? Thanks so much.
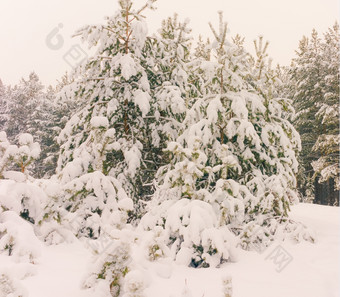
[90,116,109,129]
[0,203,338,297]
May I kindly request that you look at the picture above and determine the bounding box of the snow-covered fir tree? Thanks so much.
[36,73,83,178]
[290,24,339,205]
[141,12,307,268]
[311,23,339,204]
[31,85,60,178]
[5,73,44,144]
[55,0,162,238]
[290,30,324,200]
[33,81,81,178]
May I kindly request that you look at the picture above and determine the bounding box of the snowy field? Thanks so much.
[1,203,338,297]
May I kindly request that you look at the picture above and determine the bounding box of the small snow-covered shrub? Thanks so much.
[0,211,42,263]
[0,179,47,224]
[34,171,133,243]
[139,226,170,261]
[60,171,133,238]
[82,236,146,297]
[181,279,193,297]
[15,133,41,174]
[141,197,238,267]
[0,132,47,227]
[0,272,27,297]
[222,275,232,297]
[0,132,40,178]
[238,217,315,252]
[122,270,146,297]
[0,273,17,297]
[238,220,277,252]
[30,178,81,245]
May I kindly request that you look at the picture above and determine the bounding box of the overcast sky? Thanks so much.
[0,0,338,86]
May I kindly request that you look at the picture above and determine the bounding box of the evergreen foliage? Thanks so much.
[290,23,339,203]
[0,3,322,296]
[141,12,304,267]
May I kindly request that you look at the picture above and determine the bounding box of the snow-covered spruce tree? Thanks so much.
[311,23,339,204]
[36,73,84,179]
[141,12,308,267]
[31,86,60,178]
[275,63,314,201]
[290,24,340,205]
[5,73,44,144]
[32,80,81,178]
[54,0,164,238]
[290,30,324,200]
[236,36,314,246]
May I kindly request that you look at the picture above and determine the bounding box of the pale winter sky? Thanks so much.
[0,0,338,86]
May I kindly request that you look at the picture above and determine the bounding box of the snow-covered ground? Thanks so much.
[1,203,339,297]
